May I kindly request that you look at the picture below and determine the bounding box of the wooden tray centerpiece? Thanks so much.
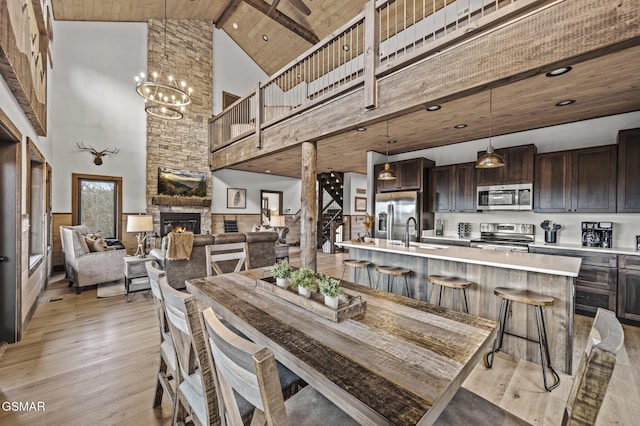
[256,275,366,322]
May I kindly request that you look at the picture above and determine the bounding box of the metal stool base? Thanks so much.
[485,298,560,392]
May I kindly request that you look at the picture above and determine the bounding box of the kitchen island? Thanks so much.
[336,239,582,374]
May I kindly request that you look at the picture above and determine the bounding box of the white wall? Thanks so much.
[343,172,368,215]
[50,21,148,213]
[212,28,268,115]
[212,169,301,214]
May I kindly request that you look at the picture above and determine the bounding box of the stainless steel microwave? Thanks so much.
[477,183,533,210]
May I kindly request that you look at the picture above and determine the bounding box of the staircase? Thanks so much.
[317,172,344,249]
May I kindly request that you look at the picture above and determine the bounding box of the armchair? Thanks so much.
[60,226,127,293]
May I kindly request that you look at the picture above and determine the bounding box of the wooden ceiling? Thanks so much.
[51,1,640,178]
[51,0,368,75]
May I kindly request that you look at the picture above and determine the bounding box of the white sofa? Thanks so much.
[60,225,127,293]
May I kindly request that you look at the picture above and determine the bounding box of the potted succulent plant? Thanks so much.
[272,261,293,288]
[289,268,317,298]
[318,275,343,309]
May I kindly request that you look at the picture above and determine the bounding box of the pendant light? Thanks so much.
[476,90,505,168]
[378,121,397,180]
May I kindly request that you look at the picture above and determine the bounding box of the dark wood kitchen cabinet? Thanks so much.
[529,247,617,316]
[617,128,640,212]
[476,144,536,186]
[375,158,434,193]
[535,144,617,213]
[618,255,640,322]
[432,162,476,212]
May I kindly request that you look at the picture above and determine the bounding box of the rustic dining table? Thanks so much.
[186,268,498,425]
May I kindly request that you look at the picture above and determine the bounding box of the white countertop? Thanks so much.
[421,235,473,243]
[421,234,640,256]
[336,239,582,277]
[529,242,640,256]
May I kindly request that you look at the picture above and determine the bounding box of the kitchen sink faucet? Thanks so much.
[405,217,417,247]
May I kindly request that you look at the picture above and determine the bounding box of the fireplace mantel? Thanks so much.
[151,196,212,207]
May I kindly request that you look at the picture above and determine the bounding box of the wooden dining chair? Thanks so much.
[159,277,222,426]
[205,242,249,276]
[145,261,176,409]
[562,307,624,425]
[200,306,359,426]
[434,308,624,425]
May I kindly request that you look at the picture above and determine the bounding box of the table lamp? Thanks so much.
[127,215,153,257]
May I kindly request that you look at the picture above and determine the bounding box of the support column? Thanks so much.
[300,141,317,271]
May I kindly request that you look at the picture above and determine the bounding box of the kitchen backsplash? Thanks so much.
[432,211,640,249]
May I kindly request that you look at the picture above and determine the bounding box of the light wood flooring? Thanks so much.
[0,251,638,425]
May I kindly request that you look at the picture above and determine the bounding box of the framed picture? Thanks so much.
[354,197,367,212]
[227,188,246,209]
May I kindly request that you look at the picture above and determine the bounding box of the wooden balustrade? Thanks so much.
[209,0,528,154]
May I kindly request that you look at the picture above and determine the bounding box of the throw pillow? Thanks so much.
[84,233,108,252]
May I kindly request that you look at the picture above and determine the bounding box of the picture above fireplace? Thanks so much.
[158,167,207,197]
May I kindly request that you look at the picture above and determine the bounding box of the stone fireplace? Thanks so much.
[143,19,213,237]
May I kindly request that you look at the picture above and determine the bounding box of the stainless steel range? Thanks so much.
[470,223,535,252]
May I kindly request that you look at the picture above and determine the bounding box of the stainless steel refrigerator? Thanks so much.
[374,190,426,241]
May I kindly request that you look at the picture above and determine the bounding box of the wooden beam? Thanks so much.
[363,0,379,110]
[300,141,317,271]
[267,0,280,16]
[243,0,320,45]
[215,0,242,28]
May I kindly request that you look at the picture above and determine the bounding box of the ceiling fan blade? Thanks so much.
[289,0,311,15]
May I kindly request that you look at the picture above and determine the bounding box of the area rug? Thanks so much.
[97,280,126,298]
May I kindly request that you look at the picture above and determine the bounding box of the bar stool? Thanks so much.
[427,275,471,313]
[485,287,560,391]
[376,266,411,297]
[341,259,373,287]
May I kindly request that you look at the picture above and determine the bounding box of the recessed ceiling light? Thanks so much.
[546,66,572,77]
[387,139,397,144]
[265,169,271,173]
[343,45,349,51]
[356,127,367,132]
[232,22,239,30]
[426,105,441,111]
[454,124,467,129]
[555,99,576,107]
[262,34,269,41]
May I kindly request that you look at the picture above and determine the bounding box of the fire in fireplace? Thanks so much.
[160,212,201,237]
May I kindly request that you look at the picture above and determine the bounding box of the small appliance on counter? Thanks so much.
[457,222,470,238]
[540,220,561,243]
[435,219,445,236]
[581,222,613,248]
[636,235,640,251]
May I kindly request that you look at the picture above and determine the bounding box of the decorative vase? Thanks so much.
[276,277,287,288]
[324,295,339,309]
[298,286,311,298]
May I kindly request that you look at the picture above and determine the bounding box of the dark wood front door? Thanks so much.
[0,127,21,343]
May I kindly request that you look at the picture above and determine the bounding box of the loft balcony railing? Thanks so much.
[210,0,530,153]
